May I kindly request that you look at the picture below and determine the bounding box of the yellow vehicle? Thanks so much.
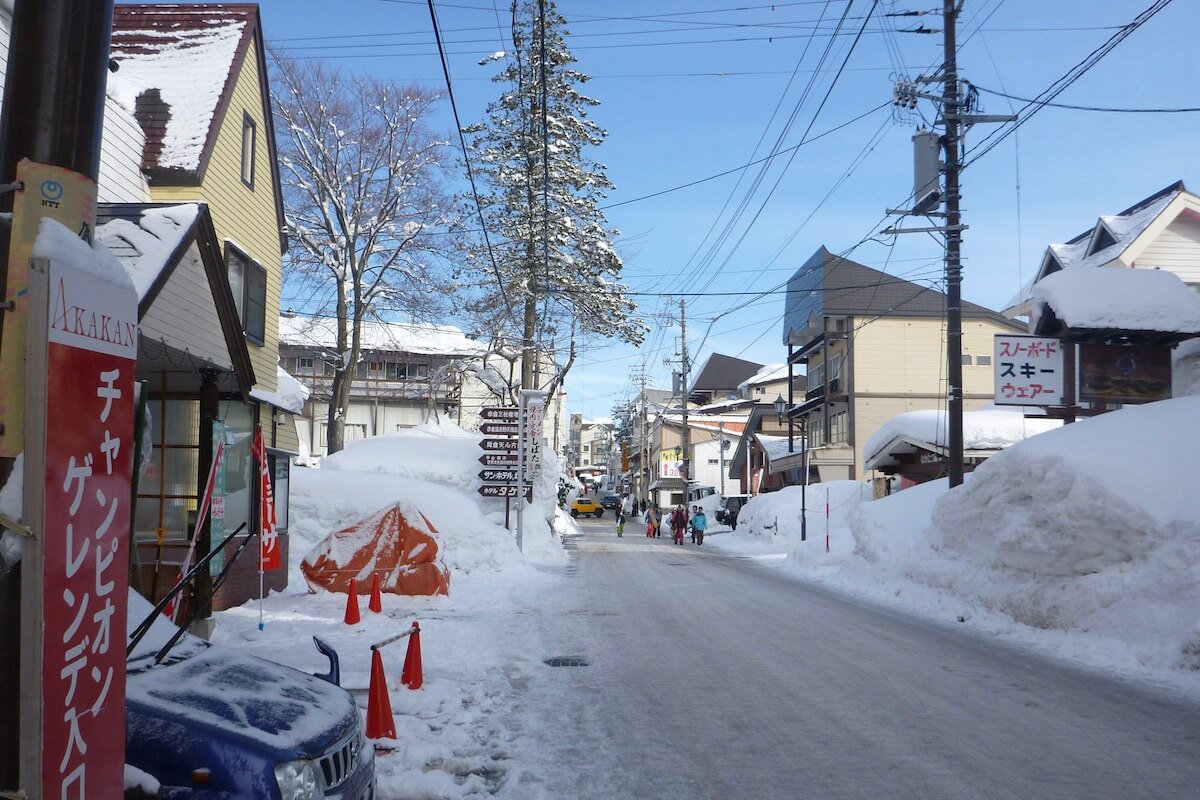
[570,497,604,518]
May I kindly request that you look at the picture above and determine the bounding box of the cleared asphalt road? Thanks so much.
[516,520,1200,800]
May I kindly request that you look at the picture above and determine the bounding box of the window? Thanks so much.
[976,354,992,366]
[830,411,848,443]
[241,112,256,189]
[368,361,386,378]
[707,458,719,465]
[226,245,266,345]
[391,363,430,380]
[961,354,974,366]
[297,356,314,371]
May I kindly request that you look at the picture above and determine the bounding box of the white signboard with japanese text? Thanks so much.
[994,334,1065,406]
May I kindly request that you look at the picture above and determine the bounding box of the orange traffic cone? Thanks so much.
[343,578,361,625]
[365,649,396,739]
[401,622,423,690]
[368,573,383,614]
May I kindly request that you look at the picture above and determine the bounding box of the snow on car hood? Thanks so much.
[126,590,357,754]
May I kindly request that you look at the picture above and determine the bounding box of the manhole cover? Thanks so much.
[543,656,590,667]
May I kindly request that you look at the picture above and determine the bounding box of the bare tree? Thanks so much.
[272,56,457,453]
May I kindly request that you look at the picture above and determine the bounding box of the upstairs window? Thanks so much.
[227,244,266,346]
[241,112,256,190]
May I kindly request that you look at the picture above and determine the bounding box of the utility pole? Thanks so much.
[679,298,691,498]
[0,0,116,789]
[942,0,964,488]
[886,0,1013,489]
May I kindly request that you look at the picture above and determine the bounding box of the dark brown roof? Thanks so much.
[111,4,287,253]
[785,247,1022,338]
[690,353,765,393]
[112,5,257,174]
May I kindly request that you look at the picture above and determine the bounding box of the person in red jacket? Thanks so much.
[669,504,688,545]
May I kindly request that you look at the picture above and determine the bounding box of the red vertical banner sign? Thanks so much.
[37,250,137,798]
[253,425,281,571]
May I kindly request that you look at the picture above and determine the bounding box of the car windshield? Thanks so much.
[125,588,208,673]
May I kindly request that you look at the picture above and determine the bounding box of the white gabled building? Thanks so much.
[1004,181,1200,320]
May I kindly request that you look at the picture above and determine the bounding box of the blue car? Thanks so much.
[125,591,375,799]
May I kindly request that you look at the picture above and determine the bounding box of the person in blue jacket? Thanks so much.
[691,507,708,545]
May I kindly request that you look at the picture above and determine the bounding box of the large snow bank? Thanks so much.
[920,396,1200,662]
[709,395,1200,681]
[299,419,566,573]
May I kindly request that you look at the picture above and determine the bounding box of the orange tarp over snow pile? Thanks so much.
[301,503,450,596]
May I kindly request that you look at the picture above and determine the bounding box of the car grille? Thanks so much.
[318,725,363,792]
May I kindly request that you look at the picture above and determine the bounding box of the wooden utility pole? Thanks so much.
[679,298,691,495]
[0,0,116,789]
[942,0,965,488]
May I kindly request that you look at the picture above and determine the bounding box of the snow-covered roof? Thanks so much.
[250,365,310,414]
[689,397,757,414]
[863,408,1061,468]
[110,6,251,173]
[96,204,201,301]
[1004,184,1187,314]
[278,315,488,357]
[738,363,789,392]
[1032,268,1200,334]
[753,433,799,465]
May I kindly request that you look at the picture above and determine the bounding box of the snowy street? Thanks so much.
[515,517,1200,800]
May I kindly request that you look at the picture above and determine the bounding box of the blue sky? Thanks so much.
[258,0,1200,419]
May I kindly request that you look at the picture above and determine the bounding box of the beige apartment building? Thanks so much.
[778,247,1024,482]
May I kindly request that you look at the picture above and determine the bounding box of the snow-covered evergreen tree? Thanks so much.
[463,0,644,396]
[272,57,456,453]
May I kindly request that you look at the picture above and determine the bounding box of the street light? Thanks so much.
[773,393,786,424]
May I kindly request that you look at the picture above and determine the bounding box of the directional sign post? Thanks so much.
[480,406,520,421]
[479,421,520,436]
[478,453,520,467]
[477,484,531,500]
[478,468,521,483]
[480,437,520,452]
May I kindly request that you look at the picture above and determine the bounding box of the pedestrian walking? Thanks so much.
[692,507,708,545]
[669,504,688,545]
[644,504,658,538]
[689,505,700,543]
[616,511,625,537]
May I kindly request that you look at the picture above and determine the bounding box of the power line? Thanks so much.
[600,101,889,211]
[962,0,1178,169]
[425,0,509,310]
[968,83,1200,113]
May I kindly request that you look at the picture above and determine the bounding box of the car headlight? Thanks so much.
[274,759,323,800]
